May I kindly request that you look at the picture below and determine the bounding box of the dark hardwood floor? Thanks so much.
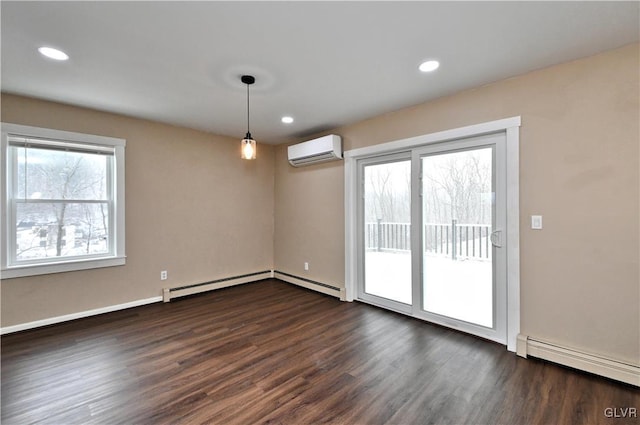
[1,279,638,424]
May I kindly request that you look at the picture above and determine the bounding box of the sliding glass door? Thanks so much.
[359,154,412,313]
[357,134,507,344]
[419,144,497,329]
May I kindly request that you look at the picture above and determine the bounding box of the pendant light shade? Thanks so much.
[240,75,257,160]
[241,135,256,160]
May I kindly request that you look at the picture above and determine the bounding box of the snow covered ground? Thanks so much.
[364,251,493,327]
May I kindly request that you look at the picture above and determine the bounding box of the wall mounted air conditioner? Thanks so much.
[287,134,342,167]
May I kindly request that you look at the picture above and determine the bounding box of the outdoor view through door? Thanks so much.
[356,131,508,345]
[363,159,412,305]
[421,147,493,328]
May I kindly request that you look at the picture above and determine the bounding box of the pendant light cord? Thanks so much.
[241,75,255,139]
[246,82,251,135]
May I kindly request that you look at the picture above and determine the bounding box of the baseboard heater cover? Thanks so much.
[163,270,272,302]
[517,334,640,387]
[273,270,344,300]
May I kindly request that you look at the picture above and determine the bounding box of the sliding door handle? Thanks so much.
[490,230,503,248]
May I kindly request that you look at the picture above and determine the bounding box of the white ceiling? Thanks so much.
[2,1,638,144]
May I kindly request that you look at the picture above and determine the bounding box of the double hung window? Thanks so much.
[1,123,125,278]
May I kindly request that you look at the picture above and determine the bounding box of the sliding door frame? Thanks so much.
[345,117,521,351]
[413,135,506,344]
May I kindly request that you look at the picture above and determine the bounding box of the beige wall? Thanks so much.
[274,44,640,365]
[1,94,275,326]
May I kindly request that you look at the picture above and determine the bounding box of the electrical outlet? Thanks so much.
[160,270,168,280]
[304,262,309,271]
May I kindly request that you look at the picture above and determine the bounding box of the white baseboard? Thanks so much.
[274,270,344,299]
[2,271,274,334]
[517,334,640,387]
[0,296,162,335]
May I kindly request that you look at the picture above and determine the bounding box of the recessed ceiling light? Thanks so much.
[419,60,439,72]
[281,116,294,124]
[38,46,69,61]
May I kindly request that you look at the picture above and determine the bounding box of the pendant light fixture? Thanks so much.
[240,75,257,160]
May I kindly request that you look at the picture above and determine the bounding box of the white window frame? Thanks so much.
[345,116,520,351]
[1,123,126,278]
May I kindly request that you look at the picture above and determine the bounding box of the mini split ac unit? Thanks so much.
[287,134,342,167]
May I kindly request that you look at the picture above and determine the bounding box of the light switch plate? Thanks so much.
[531,215,543,230]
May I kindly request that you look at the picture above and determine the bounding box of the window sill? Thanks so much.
[1,256,126,279]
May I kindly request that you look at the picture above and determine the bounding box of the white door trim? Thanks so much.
[345,116,521,351]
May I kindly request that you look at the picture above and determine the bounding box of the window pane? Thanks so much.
[16,202,110,261]
[14,146,108,200]
[363,160,412,305]
[422,147,494,328]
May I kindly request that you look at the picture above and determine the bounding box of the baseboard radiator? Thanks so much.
[163,270,272,302]
[517,334,639,387]
[273,270,344,300]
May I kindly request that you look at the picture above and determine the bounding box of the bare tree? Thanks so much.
[17,148,108,258]
[422,149,491,225]
[365,161,411,223]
